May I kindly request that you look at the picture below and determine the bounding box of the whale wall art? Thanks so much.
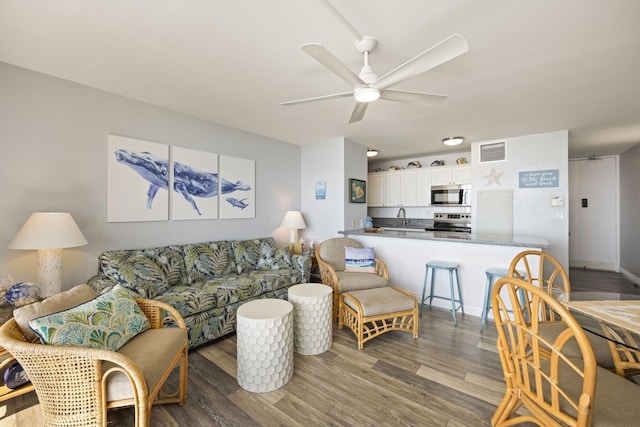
[107,135,255,222]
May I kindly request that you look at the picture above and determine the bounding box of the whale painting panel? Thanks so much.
[171,146,218,220]
[107,135,169,222]
[219,155,255,219]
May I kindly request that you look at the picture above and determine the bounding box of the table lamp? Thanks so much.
[8,212,88,298]
[280,211,306,252]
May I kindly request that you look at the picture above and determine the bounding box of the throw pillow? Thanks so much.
[29,285,150,352]
[344,246,376,273]
[184,242,236,283]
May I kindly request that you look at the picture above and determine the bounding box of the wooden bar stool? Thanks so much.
[421,260,463,325]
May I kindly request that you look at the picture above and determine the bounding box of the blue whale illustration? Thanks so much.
[115,149,251,215]
[226,197,249,210]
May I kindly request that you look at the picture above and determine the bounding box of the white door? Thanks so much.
[569,157,618,271]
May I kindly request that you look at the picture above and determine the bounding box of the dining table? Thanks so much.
[558,291,640,352]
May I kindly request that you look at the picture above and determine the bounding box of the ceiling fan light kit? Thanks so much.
[442,136,465,146]
[367,149,379,157]
[355,87,380,103]
[282,0,469,124]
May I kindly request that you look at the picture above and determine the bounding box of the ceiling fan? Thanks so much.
[281,0,469,124]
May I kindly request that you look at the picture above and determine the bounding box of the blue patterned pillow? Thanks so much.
[344,246,376,273]
[29,285,150,351]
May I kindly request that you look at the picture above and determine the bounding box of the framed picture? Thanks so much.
[349,178,366,203]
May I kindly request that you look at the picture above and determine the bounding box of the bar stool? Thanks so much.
[421,260,464,325]
[480,267,526,332]
[480,267,510,332]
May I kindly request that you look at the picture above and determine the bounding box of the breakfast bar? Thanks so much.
[339,228,549,318]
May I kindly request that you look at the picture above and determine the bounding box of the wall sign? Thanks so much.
[518,169,559,188]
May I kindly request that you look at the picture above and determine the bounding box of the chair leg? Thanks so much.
[455,268,464,315]
[448,269,458,325]
[429,267,436,307]
[480,274,493,333]
[420,265,429,317]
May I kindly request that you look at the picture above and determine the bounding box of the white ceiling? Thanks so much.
[2,0,640,160]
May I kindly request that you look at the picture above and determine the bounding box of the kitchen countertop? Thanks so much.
[340,228,550,249]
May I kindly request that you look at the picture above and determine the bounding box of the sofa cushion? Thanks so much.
[184,241,236,283]
[249,269,301,293]
[154,284,219,318]
[157,245,188,287]
[257,247,291,271]
[29,285,150,352]
[99,250,170,298]
[13,284,98,341]
[232,238,277,273]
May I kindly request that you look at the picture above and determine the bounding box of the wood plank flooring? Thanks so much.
[0,268,635,426]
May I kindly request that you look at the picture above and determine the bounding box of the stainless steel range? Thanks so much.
[425,213,471,233]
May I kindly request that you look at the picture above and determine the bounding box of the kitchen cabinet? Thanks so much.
[430,165,472,186]
[366,173,385,207]
[367,169,430,207]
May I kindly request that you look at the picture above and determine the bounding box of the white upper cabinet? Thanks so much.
[367,169,431,207]
[430,165,472,186]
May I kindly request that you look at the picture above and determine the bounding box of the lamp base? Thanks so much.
[37,248,63,298]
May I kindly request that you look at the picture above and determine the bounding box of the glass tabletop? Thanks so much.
[558,291,640,351]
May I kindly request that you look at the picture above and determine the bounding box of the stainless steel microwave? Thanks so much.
[431,185,471,205]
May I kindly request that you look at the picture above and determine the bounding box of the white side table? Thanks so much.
[236,299,293,392]
[288,284,333,355]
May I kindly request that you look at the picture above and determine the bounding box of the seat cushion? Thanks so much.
[335,271,388,293]
[103,327,186,402]
[539,322,615,369]
[344,287,415,317]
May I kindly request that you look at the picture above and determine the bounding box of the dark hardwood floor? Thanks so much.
[1,268,636,426]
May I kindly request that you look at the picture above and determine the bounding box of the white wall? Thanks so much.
[471,131,569,268]
[0,63,303,290]
[301,137,368,244]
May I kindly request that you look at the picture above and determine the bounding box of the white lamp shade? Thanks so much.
[9,212,88,250]
[280,211,307,230]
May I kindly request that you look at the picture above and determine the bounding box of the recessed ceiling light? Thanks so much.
[443,136,464,146]
[367,149,379,157]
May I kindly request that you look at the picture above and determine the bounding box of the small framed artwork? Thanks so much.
[349,178,366,203]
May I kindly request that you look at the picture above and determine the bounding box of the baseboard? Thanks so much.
[569,259,616,271]
[620,267,640,286]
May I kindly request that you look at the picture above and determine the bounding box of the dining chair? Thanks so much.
[491,277,640,426]
[508,250,616,370]
[315,237,389,319]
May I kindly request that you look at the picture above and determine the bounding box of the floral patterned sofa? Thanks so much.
[87,237,310,349]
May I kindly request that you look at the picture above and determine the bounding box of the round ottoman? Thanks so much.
[236,299,294,392]
[288,284,333,355]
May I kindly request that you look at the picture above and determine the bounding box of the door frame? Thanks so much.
[568,156,620,272]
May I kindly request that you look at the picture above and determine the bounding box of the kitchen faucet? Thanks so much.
[397,207,407,226]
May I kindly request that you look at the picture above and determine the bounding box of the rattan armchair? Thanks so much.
[315,237,389,319]
[0,298,188,427]
[491,277,640,426]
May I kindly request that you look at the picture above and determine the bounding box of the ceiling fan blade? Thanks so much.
[301,43,366,89]
[380,90,447,106]
[281,91,353,106]
[374,33,469,90]
[317,0,363,41]
[348,102,368,123]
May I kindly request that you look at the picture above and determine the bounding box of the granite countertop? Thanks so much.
[340,228,550,249]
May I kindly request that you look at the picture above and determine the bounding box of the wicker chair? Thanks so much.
[0,298,188,427]
[315,237,389,319]
[508,250,616,370]
[491,277,640,426]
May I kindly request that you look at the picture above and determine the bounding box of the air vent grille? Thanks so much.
[480,141,506,163]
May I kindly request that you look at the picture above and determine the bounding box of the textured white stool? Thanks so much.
[236,299,293,393]
[288,283,333,355]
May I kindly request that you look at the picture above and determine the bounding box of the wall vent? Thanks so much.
[480,141,506,163]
